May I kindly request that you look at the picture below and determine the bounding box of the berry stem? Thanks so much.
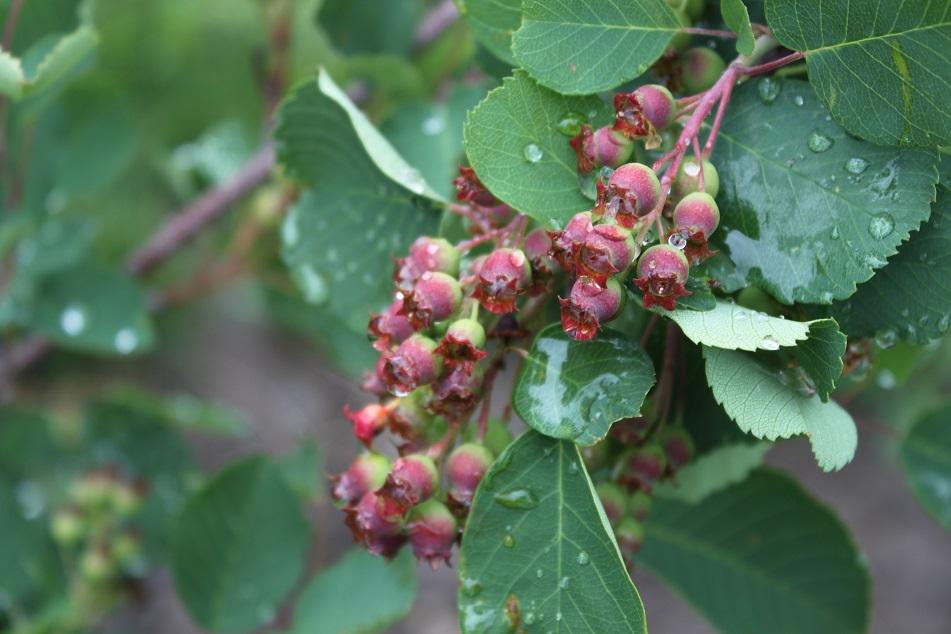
[680,27,738,39]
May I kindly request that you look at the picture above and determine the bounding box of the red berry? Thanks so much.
[382,335,442,396]
[435,318,487,369]
[402,271,462,329]
[472,248,532,314]
[447,442,494,511]
[560,277,625,341]
[548,212,592,270]
[596,481,627,525]
[454,165,499,207]
[578,223,636,282]
[430,365,482,421]
[380,453,439,511]
[596,163,662,227]
[344,491,406,559]
[592,126,634,168]
[343,403,390,447]
[331,452,391,504]
[613,85,676,138]
[394,237,460,291]
[633,244,691,311]
[659,427,695,469]
[616,444,668,490]
[368,298,414,351]
[407,500,458,567]
[673,192,720,238]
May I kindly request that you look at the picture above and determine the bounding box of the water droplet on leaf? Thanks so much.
[523,144,543,163]
[807,131,833,153]
[577,551,590,565]
[556,111,586,137]
[114,328,139,355]
[793,95,805,106]
[503,534,516,548]
[875,330,897,349]
[462,578,483,597]
[760,335,780,351]
[421,115,445,136]
[494,488,539,509]
[868,213,895,240]
[845,158,869,174]
[60,304,88,337]
[757,77,780,103]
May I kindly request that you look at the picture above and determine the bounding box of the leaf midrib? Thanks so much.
[800,21,951,55]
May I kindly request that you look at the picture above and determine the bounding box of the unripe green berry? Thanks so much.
[80,547,116,585]
[51,507,85,546]
[628,490,652,521]
[596,481,627,525]
[681,47,726,94]
[672,158,719,202]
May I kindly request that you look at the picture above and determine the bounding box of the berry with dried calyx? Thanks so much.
[401,271,462,329]
[595,163,662,227]
[435,318,487,369]
[472,248,532,314]
[671,158,719,203]
[380,453,439,510]
[382,335,442,396]
[613,85,676,139]
[592,126,635,168]
[388,387,435,440]
[596,481,627,525]
[569,124,596,173]
[368,298,415,351]
[343,402,390,447]
[430,365,483,421]
[628,490,652,521]
[332,452,391,504]
[609,417,651,445]
[680,47,726,94]
[548,211,593,270]
[394,236,460,291]
[560,277,625,341]
[345,491,406,558]
[523,227,559,289]
[615,444,668,490]
[659,427,695,470]
[578,223,637,282]
[407,500,458,567]
[672,191,720,263]
[447,442,494,511]
[633,245,691,311]
[362,354,389,396]
[454,165,499,207]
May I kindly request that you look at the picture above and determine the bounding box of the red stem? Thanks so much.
[736,51,805,76]
[681,27,737,39]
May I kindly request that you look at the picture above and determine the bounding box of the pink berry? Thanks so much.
[681,47,726,94]
[342,403,390,447]
[394,236,460,291]
[596,163,662,227]
[548,211,593,270]
[344,491,406,559]
[659,427,695,469]
[596,481,627,525]
[472,248,532,314]
[430,365,482,421]
[614,85,676,137]
[672,192,720,238]
[331,453,391,504]
[592,126,634,168]
[402,271,462,329]
[380,453,439,511]
[560,277,625,341]
[578,223,637,282]
[633,245,690,311]
[382,335,442,396]
[569,124,596,173]
[447,442,494,510]
[407,500,458,567]
[434,318,487,369]
[367,298,414,350]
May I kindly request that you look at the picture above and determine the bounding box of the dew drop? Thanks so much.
[875,329,897,349]
[525,613,537,625]
[421,115,446,136]
[830,226,840,240]
[598,165,615,182]
[757,77,780,103]
[292,265,330,304]
[877,369,897,390]
[733,310,748,320]
[937,314,950,333]
[257,604,276,624]
[114,328,139,355]
[559,576,571,589]
[667,232,688,250]
[863,254,887,268]
[793,95,805,106]
[503,534,516,548]
[461,578,483,597]
[820,291,834,303]
[556,111,586,137]
[495,488,539,509]
[60,304,88,337]
[16,481,45,520]
[576,551,590,565]
[523,143,543,163]
[754,311,770,323]
[281,212,300,247]
[807,131,833,153]
[760,335,780,351]
[868,213,895,240]
[845,157,869,175]
[555,612,563,622]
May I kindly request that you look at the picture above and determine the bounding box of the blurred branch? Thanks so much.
[0,143,277,391]
[414,0,460,50]
[2,0,25,50]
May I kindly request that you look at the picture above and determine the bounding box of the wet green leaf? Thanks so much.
[513,325,655,446]
[653,442,770,503]
[458,0,520,64]
[721,0,755,55]
[459,431,647,634]
[901,404,951,528]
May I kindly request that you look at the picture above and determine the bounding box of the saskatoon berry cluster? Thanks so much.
[333,39,729,568]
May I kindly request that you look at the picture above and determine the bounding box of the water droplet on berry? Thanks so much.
[114,328,139,355]
[502,534,516,548]
[60,304,88,337]
[494,488,539,509]
[807,131,833,153]
[667,232,688,250]
[421,115,446,136]
[845,158,869,174]
[759,335,780,351]
[868,213,895,239]
[598,165,615,182]
[523,144,543,163]
[292,265,329,305]
[577,551,590,565]
[793,95,804,106]
[556,111,586,137]
[757,77,780,103]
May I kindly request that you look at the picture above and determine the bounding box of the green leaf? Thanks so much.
[712,78,938,303]
[0,47,24,98]
[277,439,324,504]
[382,84,488,200]
[831,182,951,343]
[766,0,951,147]
[171,457,311,634]
[459,431,647,634]
[277,68,444,201]
[289,549,417,634]
[901,405,951,528]
[21,26,98,100]
[640,469,871,634]
[703,347,857,470]
[97,386,250,437]
[721,0,755,55]
[664,299,833,351]
[513,325,656,446]
[28,261,155,356]
[0,480,63,604]
[512,0,679,94]
[318,0,425,57]
[464,71,612,227]
[458,0,520,64]
[794,318,846,402]
[0,408,59,480]
[277,71,442,331]
[653,442,771,503]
